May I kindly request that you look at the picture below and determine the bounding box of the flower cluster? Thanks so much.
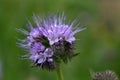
[92,70,119,80]
[19,13,84,70]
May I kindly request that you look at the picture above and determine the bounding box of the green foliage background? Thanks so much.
[0,0,120,80]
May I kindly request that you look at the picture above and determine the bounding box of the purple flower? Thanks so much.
[29,53,46,64]
[30,42,45,54]
[19,13,84,70]
[30,27,42,38]
[29,48,54,64]
[44,48,53,57]
[47,58,53,62]
[41,17,83,45]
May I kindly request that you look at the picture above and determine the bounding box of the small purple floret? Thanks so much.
[44,48,53,57]
[37,53,46,64]
[29,53,46,64]
[30,42,45,54]
[30,27,42,38]
[47,58,53,62]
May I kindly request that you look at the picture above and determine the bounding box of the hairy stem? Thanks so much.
[56,66,63,80]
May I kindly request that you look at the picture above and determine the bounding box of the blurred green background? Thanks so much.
[0,0,120,80]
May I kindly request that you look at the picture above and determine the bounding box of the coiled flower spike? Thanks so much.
[92,70,119,80]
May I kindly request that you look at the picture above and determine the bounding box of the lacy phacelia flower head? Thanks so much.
[19,13,85,70]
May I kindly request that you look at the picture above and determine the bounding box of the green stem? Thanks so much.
[56,66,63,80]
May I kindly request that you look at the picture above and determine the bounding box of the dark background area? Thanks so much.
[0,0,120,80]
